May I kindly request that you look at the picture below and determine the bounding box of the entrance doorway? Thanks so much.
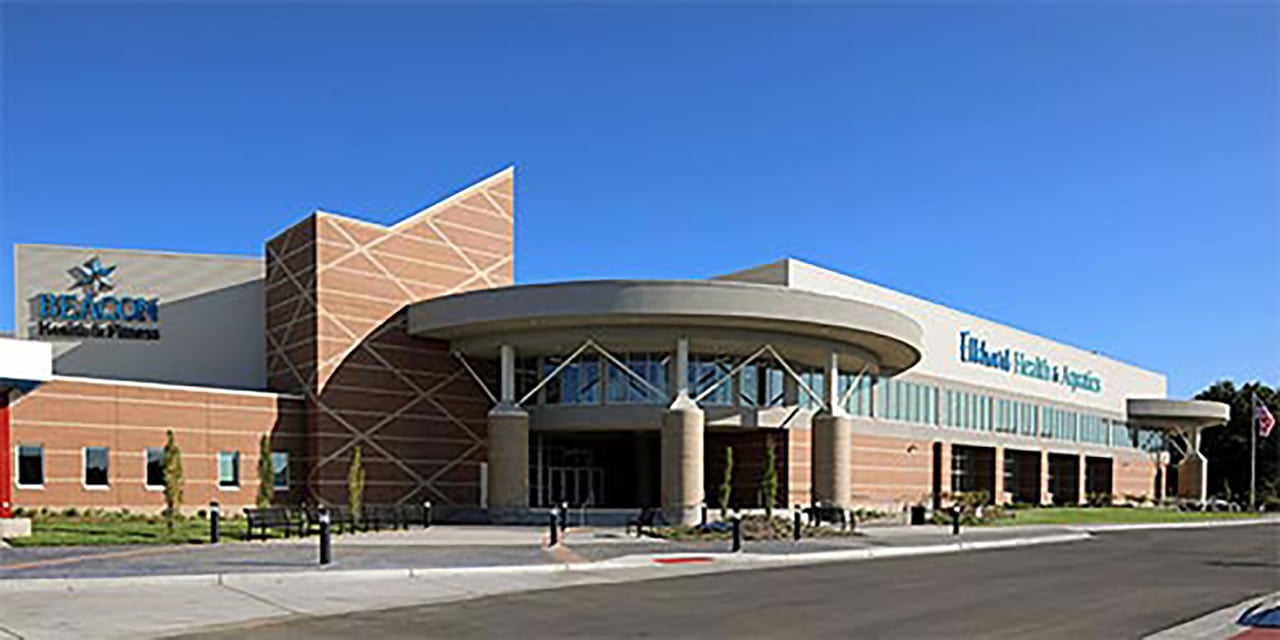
[530,432,659,508]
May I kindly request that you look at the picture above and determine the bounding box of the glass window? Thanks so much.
[608,353,668,405]
[271,451,289,490]
[690,355,734,406]
[17,444,43,487]
[84,446,109,487]
[145,447,165,488]
[218,451,240,488]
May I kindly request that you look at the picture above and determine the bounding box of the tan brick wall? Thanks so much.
[850,432,933,510]
[787,429,811,507]
[1113,452,1160,503]
[10,378,306,513]
[264,168,514,507]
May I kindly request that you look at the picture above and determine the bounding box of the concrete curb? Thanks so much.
[1070,517,1279,533]
[0,532,1092,592]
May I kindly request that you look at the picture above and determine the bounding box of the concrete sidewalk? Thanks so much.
[0,529,1093,640]
[0,524,1079,580]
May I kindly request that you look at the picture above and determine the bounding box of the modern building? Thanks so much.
[0,167,1229,523]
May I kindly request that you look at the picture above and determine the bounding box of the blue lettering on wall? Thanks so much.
[958,330,1102,394]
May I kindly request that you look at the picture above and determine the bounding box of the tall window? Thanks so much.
[741,363,787,408]
[218,451,240,488]
[83,446,109,487]
[145,447,165,488]
[271,451,289,490]
[544,355,601,405]
[17,444,43,487]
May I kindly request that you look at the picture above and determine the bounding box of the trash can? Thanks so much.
[910,504,927,526]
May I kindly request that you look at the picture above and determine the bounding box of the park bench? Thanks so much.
[362,504,406,532]
[303,504,358,535]
[626,507,666,536]
[805,504,852,531]
[243,507,300,540]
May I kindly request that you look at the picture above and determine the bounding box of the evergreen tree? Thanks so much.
[1195,381,1278,507]
[348,446,366,522]
[718,446,734,518]
[762,438,778,519]
[162,429,184,534]
[256,434,274,509]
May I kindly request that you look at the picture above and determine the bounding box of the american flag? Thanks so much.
[1255,395,1276,438]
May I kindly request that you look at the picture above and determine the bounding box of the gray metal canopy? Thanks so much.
[407,279,924,374]
[1127,398,1230,429]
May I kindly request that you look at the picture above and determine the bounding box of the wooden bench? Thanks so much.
[243,507,299,540]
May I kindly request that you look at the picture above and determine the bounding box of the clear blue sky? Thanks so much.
[1,3,1276,398]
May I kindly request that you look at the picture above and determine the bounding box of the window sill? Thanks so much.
[82,484,111,491]
[15,484,44,491]
[144,484,165,492]
[218,485,240,492]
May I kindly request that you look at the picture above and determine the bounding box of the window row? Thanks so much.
[14,446,289,491]
[878,378,936,425]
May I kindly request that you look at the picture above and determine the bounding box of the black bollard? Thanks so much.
[951,505,961,536]
[549,508,560,546]
[793,506,802,542]
[209,501,220,544]
[559,502,568,532]
[700,503,708,528]
[319,506,332,565]
[731,513,743,553]
[423,501,432,529]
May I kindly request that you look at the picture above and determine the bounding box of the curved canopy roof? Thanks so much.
[1127,398,1230,430]
[407,280,924,374]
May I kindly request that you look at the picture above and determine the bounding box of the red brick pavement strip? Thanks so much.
[1233,629,1280,638]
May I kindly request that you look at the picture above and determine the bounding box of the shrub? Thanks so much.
[256,434,274,509]
[348,446,366,523]
[163,429,185,534]
[761,439,778,519]
[718,446,734,518]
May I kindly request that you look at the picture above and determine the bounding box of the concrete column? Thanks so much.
[487,406,529,519]
[811,413,853,508]
[499,344,516,404]
[993,447,1006,505]
[661,395,704,525]
[1078,455,1089,506]
[674,338,689,399]
[1039,450,1052,506]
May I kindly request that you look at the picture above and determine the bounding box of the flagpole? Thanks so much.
[1250,392,1257,512]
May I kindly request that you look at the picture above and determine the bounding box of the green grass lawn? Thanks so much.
[5,514,257,547]
[995,507,1264,526]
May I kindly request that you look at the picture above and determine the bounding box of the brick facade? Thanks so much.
[264,168,514,507]
[9,378,306,513]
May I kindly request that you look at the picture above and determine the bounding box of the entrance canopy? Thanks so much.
[1127,398,1230,430]
[407,279,923,374]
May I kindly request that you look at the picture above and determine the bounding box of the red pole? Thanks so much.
[0,390,11,518]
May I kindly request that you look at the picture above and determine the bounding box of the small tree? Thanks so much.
[762,438,778,519]
[348,445,366,522]
[718,446,734,518]
[256,434,274,508]
[162,429,184,534]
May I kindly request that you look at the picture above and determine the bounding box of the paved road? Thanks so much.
[179,524,1280,639]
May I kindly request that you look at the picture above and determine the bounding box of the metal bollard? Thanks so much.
[549,508,560,546]
[951,505,962,536]
[209,501,220,544]
[731,512,743,553]
[559,502,568,532]
[319,506,332,565]
[793,505,802,542]
[423,501,432,529]
[700,503,708,528]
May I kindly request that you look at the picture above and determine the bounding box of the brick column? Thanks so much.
[1040,450,1052,505]
[993,447,1006,506]
[1078,455,1089,506]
